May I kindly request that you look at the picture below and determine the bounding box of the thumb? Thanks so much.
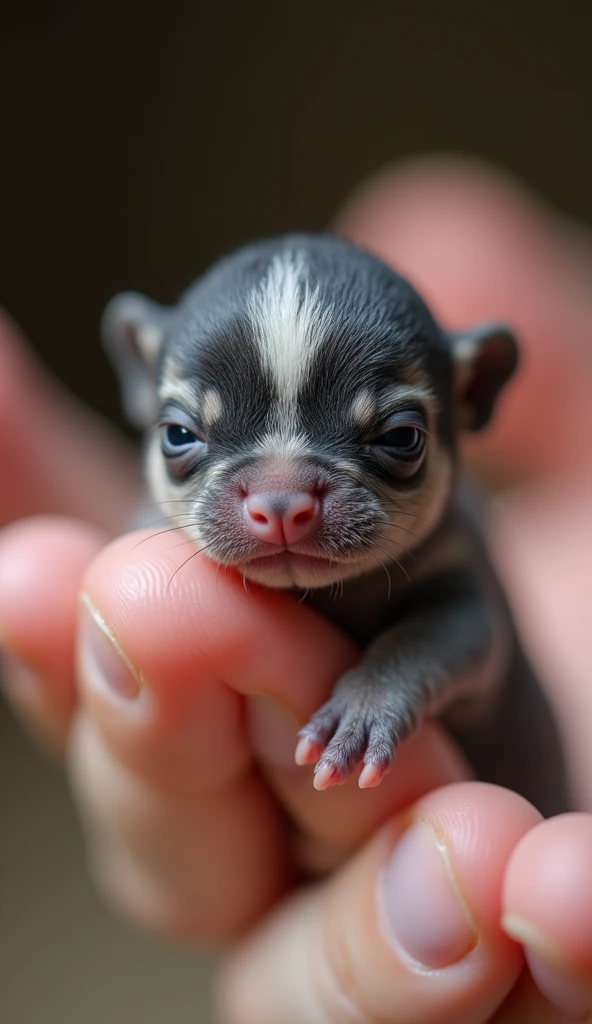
[219,782,539,1024]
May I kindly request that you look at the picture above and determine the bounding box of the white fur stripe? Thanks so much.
[248,251,333,410]
[252,427,311,461]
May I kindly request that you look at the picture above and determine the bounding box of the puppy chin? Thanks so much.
[240,552,370,590]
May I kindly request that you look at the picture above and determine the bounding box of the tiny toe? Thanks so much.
[358,760,392,789]
[312,719,368,790]
[297,707,339,755]
[359,732,395,789]
[295,736,324,766]
[313,761,348,790]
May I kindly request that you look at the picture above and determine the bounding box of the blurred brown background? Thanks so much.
[2,2,592,430]
[1,2,591,1021]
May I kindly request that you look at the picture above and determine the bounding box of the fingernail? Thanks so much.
[503,916,592,1021]
[79,594,141,700]
[382,820,477,968]
[248,695,300,769]
[0,642,63,751]
[1,649,44,708]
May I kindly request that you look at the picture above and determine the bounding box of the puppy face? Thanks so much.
[104,235,517,589]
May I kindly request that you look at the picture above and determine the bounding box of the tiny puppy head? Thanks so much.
[103,234,518,589]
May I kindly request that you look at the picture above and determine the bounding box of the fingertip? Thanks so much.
[503,813,592,969]
[501,813,592,1023]
[417,782,542,935]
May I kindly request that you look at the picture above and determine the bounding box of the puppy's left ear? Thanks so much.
[448,322,519,431]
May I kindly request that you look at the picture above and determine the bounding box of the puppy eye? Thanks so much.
[165,424,198,448]
[374,425,425,458]
[368,414,428,478]
[161,423,205,458]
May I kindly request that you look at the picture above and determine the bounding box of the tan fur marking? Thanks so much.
[202,388,223,427]
[352,389,377,429]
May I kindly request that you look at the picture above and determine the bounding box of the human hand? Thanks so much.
[2,156,592,1022]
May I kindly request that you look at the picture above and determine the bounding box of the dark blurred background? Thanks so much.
[1,3,591,1021]
[2,1,592,430]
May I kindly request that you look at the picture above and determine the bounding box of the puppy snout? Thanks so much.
[243,491,321,546]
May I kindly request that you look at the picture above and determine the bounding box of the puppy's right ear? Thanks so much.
[101,292,174,429]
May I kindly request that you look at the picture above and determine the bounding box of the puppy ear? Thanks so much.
[101,292,174,429]
[448,321,519,431]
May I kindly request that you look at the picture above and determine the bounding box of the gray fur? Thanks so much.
[103,233,569,813]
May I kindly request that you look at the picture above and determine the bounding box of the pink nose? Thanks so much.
[243,491,321,546]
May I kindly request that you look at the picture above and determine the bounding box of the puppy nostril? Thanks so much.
[293,508,314,525]
[250,511,269,525]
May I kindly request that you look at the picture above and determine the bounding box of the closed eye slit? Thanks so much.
[373,424,426,457]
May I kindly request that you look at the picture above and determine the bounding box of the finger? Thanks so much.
[77,528,357,793]
[68,527,360,937]
[334,154,592,484]
[73,527,470,932]
[67,708,289,940]
[0,516,106,751]
[0,311,140,530]
[219,782,539,1024]
[502,813,592,1021]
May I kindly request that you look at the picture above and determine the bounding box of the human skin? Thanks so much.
[1,156,592,1023]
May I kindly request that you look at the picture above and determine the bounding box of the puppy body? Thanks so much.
[103,234,568,811]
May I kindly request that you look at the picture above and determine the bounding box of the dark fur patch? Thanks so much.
[159,233,457,455]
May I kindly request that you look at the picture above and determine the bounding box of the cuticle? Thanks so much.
[79,591,145,690]
[0,626,45,681]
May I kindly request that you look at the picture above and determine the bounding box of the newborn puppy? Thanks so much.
[102,234,567,807]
